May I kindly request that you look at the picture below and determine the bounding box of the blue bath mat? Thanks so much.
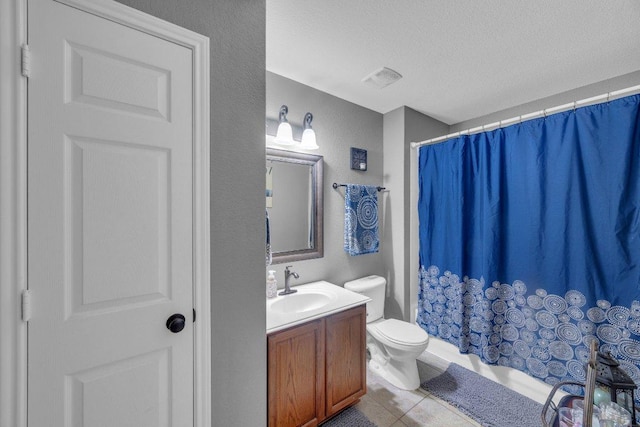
[320,406,378,427]
[421,363,542,427]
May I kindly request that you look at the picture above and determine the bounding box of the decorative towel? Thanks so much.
[344,184,379,256]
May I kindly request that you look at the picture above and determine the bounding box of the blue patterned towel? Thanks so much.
[266,209,272,266]
[344,184,379,256]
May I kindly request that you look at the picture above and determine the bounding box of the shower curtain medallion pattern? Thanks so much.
[419,265,640,382]
[417,94,640,411]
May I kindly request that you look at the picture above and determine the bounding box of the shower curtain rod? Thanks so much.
[410,84,640,149]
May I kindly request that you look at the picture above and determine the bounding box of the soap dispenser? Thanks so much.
[266,270,278,299]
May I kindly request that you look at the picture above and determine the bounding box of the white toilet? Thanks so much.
[344,275,429,390]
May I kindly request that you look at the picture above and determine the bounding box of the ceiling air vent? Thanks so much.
[362,67,403,89]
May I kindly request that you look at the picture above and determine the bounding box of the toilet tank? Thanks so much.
[344,275,386,323]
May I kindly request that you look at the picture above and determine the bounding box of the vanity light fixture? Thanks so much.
[267,106,320,150]
[274,105,295,146]
[299,112,318,150]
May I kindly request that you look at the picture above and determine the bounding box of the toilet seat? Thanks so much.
[369,319,428,346]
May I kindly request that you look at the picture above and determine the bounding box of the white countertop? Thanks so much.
[266,280,370,334]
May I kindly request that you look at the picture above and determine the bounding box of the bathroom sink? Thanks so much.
[266,281,371,333]
[270,291,333,314]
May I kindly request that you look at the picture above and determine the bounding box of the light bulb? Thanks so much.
[300,128,318,149]
[274,105,295,146]
[275,121,294,145]
[299,112,318,149]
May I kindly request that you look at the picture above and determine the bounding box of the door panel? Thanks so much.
[64,41,171,120]
[28,1,194,425]
[64,136,171,317]
[66,349,171,426]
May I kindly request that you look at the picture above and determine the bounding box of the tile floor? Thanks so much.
[354,351,482,427]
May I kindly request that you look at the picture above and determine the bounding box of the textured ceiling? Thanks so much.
[267,1,640,125]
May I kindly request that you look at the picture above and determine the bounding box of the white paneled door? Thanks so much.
[28,1,196,425]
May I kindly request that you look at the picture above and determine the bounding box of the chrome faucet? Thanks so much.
[279,265,299,295]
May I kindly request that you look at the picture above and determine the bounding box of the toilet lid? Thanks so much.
[373,319,429,345]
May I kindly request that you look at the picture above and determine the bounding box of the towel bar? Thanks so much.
[332,182,386,192]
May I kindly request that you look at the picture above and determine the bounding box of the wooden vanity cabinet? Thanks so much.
[325,306,367,415]
[268,305,367,427]
[268,318,326,427]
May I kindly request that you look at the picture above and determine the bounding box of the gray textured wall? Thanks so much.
[450,70,640,132]
[266,72,385,288]
[383,107,448,321]
[382,107,405,320]
[114,0,266,425]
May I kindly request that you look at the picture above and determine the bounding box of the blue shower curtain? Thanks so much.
[417,95,640,401]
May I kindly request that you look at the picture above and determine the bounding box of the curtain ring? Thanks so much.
[572,101,577,111]
[607,92,611,103]
[519,115,522,124]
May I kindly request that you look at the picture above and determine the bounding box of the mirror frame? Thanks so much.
[267,147,324,264]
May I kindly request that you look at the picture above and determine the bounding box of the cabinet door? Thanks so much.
[325,305,367,416]
[268,320,325,427]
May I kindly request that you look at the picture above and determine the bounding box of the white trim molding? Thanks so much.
[0,0,211,425]
[0,0,28,426]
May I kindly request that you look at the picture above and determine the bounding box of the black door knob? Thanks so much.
[166,313,186,333]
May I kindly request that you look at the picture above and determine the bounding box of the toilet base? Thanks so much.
[368,355,421,390]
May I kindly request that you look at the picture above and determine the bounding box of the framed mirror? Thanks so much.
[266,147,323,263]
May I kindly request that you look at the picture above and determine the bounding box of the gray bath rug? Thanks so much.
[421,363,543,427]
[320,406,378,427]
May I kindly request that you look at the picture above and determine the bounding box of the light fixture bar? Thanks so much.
[266,107,319,150]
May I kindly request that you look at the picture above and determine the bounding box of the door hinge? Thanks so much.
[193,308,196,323]
[22,289,32,322]
[21,44,31,78]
